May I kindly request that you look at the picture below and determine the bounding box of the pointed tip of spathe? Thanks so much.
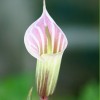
[43,0,46,12]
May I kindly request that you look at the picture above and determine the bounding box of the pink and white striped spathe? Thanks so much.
[24,0,68,59]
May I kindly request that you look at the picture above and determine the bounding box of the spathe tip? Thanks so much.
[43,0,46,11]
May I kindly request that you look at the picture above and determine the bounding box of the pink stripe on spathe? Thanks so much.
[24,0,68,59]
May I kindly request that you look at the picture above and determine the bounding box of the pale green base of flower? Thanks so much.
[36,53,63,98]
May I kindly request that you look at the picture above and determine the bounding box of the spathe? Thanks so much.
[24,0,68,59]
[24,0,68,99]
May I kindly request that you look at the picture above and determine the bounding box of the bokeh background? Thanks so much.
[0,0,99,100]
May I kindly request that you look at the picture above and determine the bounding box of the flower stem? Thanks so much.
[40,97,48,100]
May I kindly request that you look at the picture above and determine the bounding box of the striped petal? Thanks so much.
[24,0,68,59]
[36,52,63,98]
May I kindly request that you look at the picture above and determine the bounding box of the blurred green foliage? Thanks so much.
[0,72,99,100]
[0,0,98,100]
[78,81,99,100]
[0,72,38,100]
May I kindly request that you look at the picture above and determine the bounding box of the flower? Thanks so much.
[24,0,68,99]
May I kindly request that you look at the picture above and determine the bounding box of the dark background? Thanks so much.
[0,0,99,100]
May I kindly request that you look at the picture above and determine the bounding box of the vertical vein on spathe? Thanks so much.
[40,60,47,96]
[36,26,45,54]
[36,60,40,93]
[51,57,61,94]
[39,61,44,94]
[41,57,49,96]
[61,39,65,51]
[30,33,40,54]
[57,33,61,52]
[47,56,57,95]
[45,26,52,54]
[51,23,55,53]
[41,70,49,97]
[40,61,46,96]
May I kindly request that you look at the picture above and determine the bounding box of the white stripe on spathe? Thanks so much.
[38,60,43,94]
[61,39,65,51]
[27,44,39,59]
[28,37,38,51]
[30,33,40,54]
[36,26,45,54]
[47,55,57,95]
[57,33,61,52]
[51,23,55,53]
